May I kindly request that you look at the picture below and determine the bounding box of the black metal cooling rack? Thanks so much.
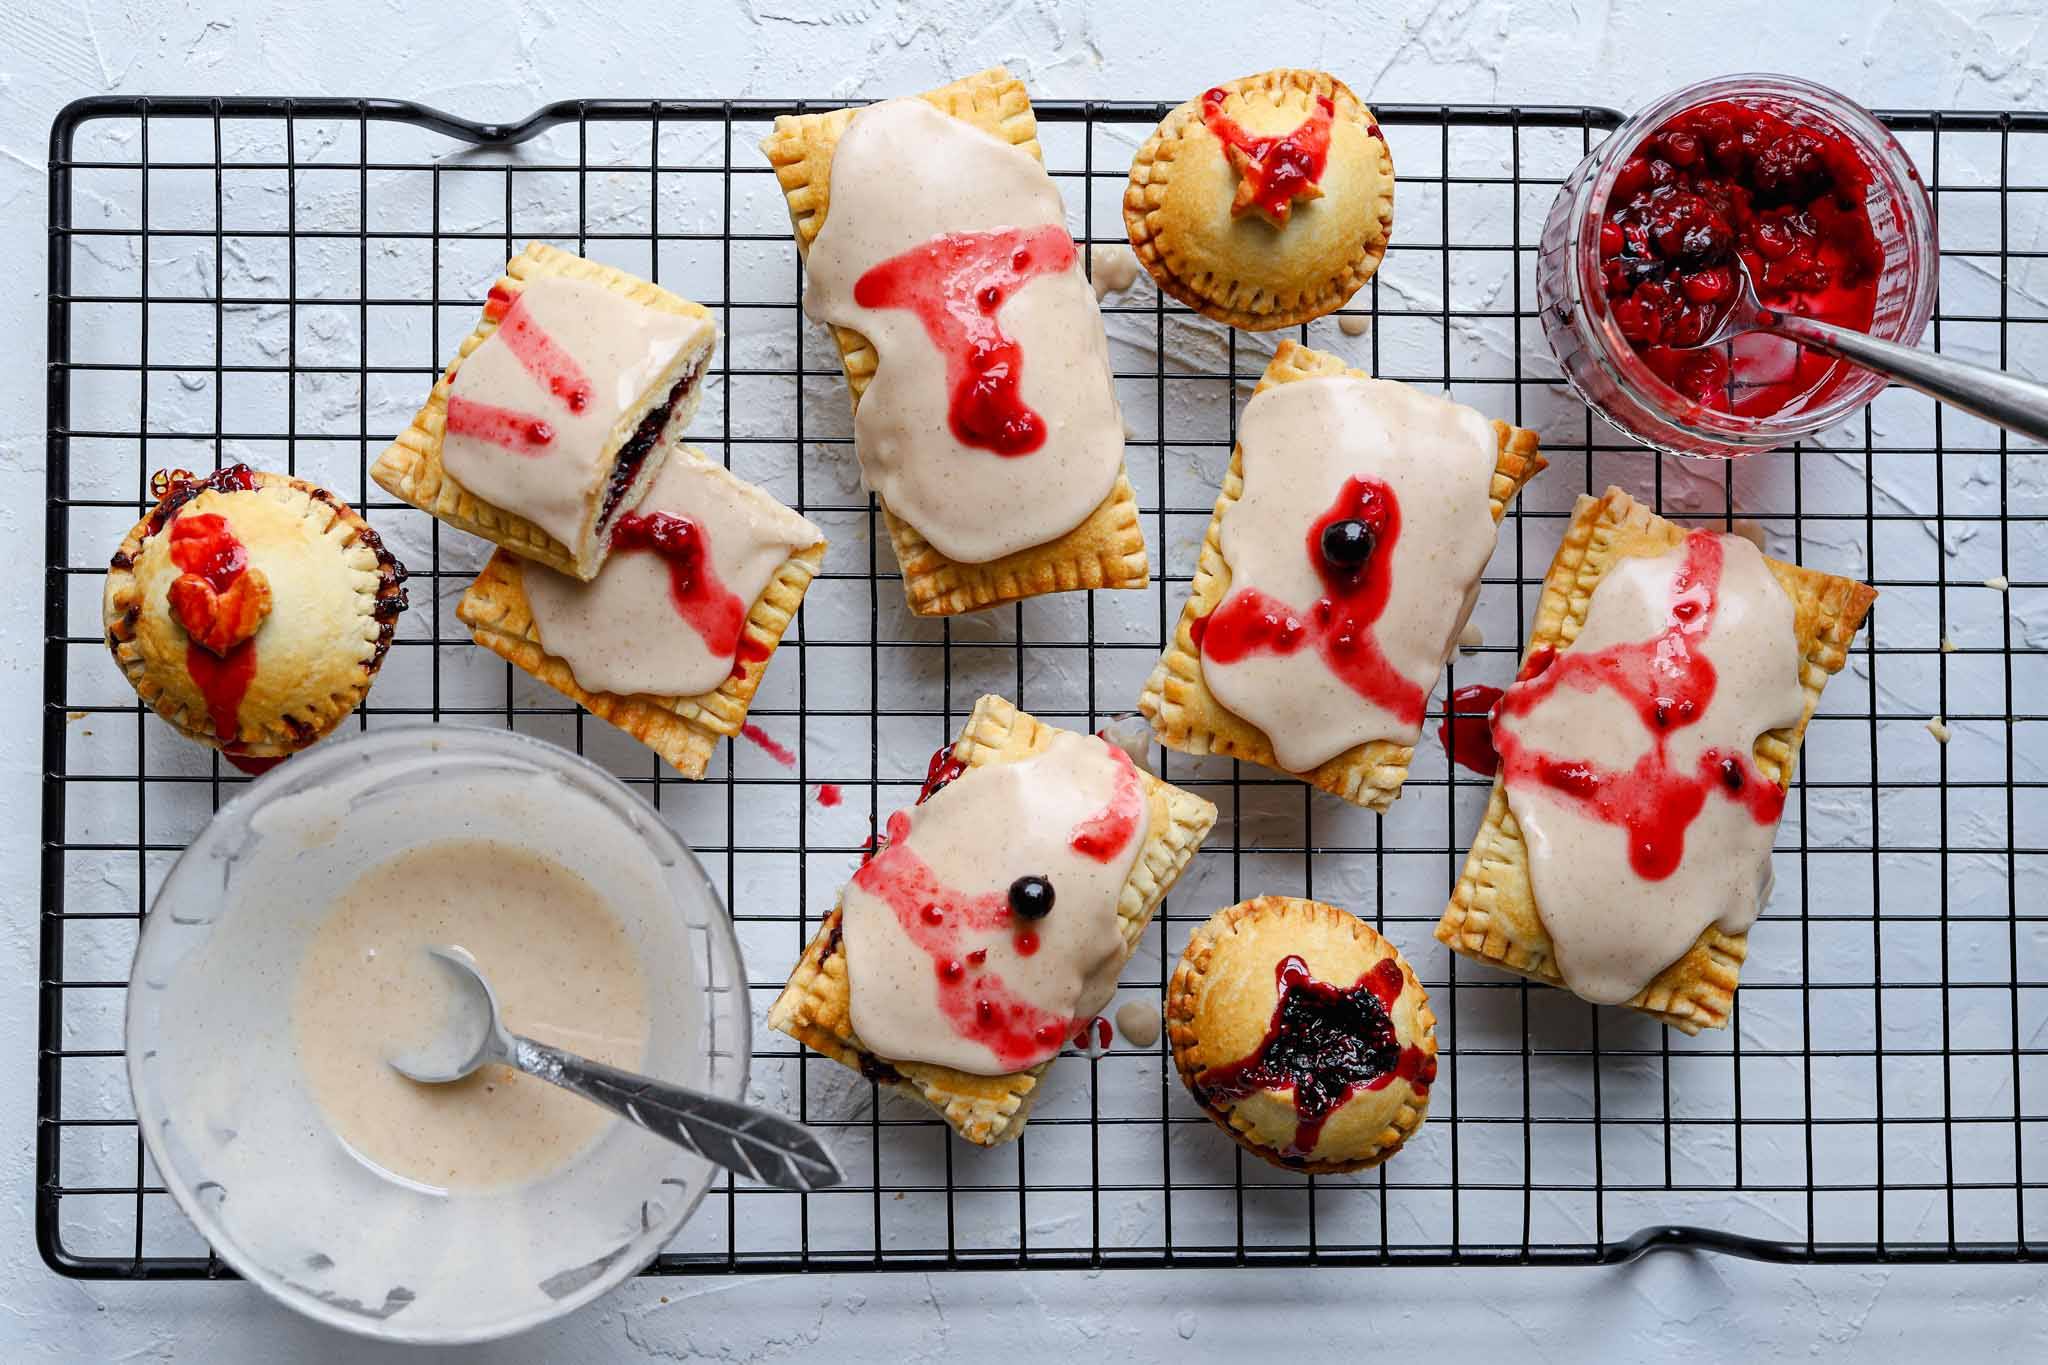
[39,94,2048,1279]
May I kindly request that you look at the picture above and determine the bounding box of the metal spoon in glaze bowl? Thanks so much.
[1679,253,2048,446]
[389,945,844,1193]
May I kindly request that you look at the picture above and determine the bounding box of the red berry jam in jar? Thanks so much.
[1537,76,1936,458]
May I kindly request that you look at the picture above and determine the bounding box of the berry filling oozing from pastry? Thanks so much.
[852,225,1077,457]
[595,366,704,532]
[1195,475,1426,729]
[1492,531,1787,881]
[1193,954,1434,1161]
[1438,683,1505,777]
[1201,88,1336,225]
[1596,100,1884,415]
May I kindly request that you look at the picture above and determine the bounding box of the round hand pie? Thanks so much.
[1123,68,1395,331]
[104,466,408,769]
[1168,896,1435,1172]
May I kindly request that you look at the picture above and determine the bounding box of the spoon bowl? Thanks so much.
[387,945,503,1084]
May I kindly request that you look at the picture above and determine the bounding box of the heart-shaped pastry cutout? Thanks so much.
[168,564,272,656]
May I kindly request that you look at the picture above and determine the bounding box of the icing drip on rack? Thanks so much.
[1494,531,1807,1005]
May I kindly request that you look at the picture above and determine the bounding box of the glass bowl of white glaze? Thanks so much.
[125,724,747,1344]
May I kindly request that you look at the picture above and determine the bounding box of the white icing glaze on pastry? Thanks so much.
[1494,532,1807,1005]
[524,458,822,697]
[839,729,1149,1075]
[1196,376,1501,772]
[801,98,1125,565]
[442,276,713,549]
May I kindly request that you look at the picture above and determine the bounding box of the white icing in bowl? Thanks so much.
[125,724,746,1344]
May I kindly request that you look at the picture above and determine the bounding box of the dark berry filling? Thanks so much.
[594,359,705,534]
[1194,954,1432,1162]
[1007,875,1055,920]
[1596,99,1885,414]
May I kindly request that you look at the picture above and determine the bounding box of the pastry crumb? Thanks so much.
[1337,313,1371,337]
[1985,575,2009,591]
[1926,715,1951,743]
[1940,635,1958,653]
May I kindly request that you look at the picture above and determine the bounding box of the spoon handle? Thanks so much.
[1764,311,2048,446]
[505,1034,846,1192]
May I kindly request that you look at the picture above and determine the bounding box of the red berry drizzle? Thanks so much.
[167,513,259,747]
[852,741,1144,1069]
[1437,683,1505,776]
[610,511,748,659]
[1201,89,1335,224]
[852,225,1076,456]
[1596,99,1884,415]
[446,287,598,455]
[1193,955,1434,1163]
[917,742,969,804]
[1492,531,1785,881]
[1197,476,1425,729]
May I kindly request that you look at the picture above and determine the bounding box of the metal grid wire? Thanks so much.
[39,96,2048,1277]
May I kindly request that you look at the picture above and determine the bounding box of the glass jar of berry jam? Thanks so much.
[1536,75,1936,458]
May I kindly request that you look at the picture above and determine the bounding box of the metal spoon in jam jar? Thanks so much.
[1682,253,2048,445]
[390,945,844,1192]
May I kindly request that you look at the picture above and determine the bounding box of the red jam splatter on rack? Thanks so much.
[1596,99,1885,416]
[1492,531,1785,880]
[1193,955,1433,1162]
[225,752,286,777]
[166,512,262,747]
[609,511,748,660]
[850,739,1145,1069]
[1201,89,1336,224]
[741,724,796,768]
[816,783,844,808]
[853,225,1076,456]
[1197,476,1425,728]
[1437,683,1505,776]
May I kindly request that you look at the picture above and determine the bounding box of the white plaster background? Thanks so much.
[3,0,2047,1359]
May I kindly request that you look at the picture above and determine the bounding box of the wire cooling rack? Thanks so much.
[40,95,2048,1277]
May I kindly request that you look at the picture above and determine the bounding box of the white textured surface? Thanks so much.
[4,0,2048,1358]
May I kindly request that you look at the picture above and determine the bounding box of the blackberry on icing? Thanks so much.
[1008,875,1055,920]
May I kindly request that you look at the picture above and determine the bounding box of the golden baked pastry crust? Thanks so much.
[371,240,716,580]
[1433,487,1878,1033]
[104,468,407,757]
[454,454,825,780]
[1167,896,1435,1174]
[1124,69,1395,331]
[767,694,1217,1145]
[760,68,1150,617]
[1138,340,1545,810]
